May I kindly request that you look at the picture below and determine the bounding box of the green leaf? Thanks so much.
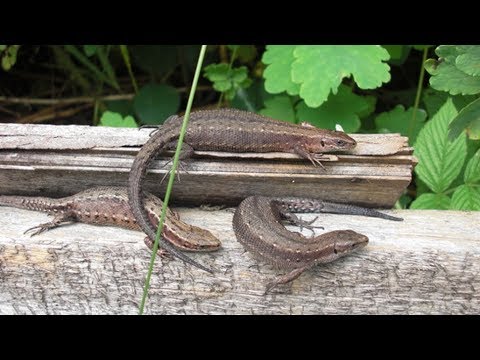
[0,45,6,51]
[422,87,476,118]
[414,98,467,193]
[259,95,296,123]
[425,45,480,95]
[410,193,451,209]
[358,95,377,118]
[375,105,427,144]
[99,111,138,128]
[448,97,480,140]
[133,84,180,125]
[83,45,97,57]
[262,45,300,96]
[451,185,480,210]
[295,84,369,132]
[130,45,178,77]
[382,45,411,66]
[464,149,480,183]
[1,45,20,71]
[291,45,390,107]
[455,46,480,76]
[204,63,252,100]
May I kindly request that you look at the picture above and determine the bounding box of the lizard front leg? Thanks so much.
[293,145,328,170]
[264,265,312,294]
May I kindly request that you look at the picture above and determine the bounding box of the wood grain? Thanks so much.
[0,206,478,314]
[0,124,416,207]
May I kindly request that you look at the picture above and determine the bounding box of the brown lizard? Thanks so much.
[128,108,357,272]
[232,196,403,293]
[0,187,221,254]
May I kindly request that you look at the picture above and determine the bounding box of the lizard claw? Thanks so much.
[307,153,327,170]
[24,224,49,237]
[159,160,189,184]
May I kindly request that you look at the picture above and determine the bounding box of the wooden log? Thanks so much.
[0,206,478,314]
[0,124,416,207]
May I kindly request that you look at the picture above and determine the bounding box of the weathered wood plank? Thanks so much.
[0,123,408,155]
[0,124,415,207]
[0,206,478,314]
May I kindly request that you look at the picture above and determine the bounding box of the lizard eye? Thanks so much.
[336,139,346,147]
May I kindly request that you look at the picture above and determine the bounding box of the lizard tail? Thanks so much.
[128,131,214,274]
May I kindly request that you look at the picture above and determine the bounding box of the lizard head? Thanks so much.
[313,130,357,153]
[332,230,369,257]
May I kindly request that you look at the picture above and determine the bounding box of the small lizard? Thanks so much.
[0,187,221,255]
[128,108,357,272]
[232,196,403,293]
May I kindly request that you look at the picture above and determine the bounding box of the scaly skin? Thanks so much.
[232,196,401,293]
[128,109,356,273]
[0,187,221,254]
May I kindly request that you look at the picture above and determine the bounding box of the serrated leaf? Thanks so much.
[291,45,390,107]
[410,193,451,209]
[204,64,252,101]
[414,98,467,193]
[375,104,427,144]
[99,111,138,128]
[133,84,180,125]
[262,45,300,96]
[295,84,367,132]
[425,45,480,95]
[451,184,480,210]
[455,46,480,76]
[448,97,480,141]
[422,87,476,118]
[259,95,296,123]
[464,149,480,183]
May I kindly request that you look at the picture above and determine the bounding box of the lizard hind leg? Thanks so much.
[281,213,324,235]
[264,265,311,294]
[24,212,76,237]
[159,142,195,184]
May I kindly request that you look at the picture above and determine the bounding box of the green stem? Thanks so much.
[408,47,428,140]
[138,45,208,315]
[120,45,139,94]
[216,45,238,108]
[96,45,120,91]
[64,45,119,90]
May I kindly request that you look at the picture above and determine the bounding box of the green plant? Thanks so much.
[3,44,480,211]
[0,45,20,71]
[410,45,480,210]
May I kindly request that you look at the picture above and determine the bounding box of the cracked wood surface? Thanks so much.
[0,206,478,314]
[0,124,415,207]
